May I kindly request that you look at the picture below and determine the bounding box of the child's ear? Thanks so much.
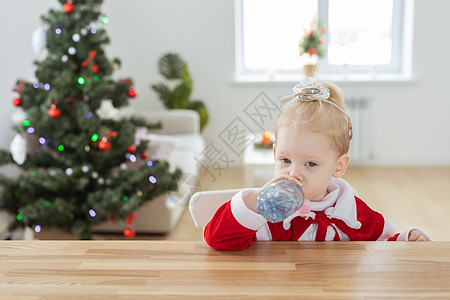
[334,154,349,178]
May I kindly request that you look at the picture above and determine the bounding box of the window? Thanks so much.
[235,0,414,81]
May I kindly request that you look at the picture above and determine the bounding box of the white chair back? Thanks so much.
[189,189,241,228]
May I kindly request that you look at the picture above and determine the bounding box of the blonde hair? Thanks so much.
[275,80,352,155]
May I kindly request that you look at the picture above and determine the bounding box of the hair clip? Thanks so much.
[279,77,331,108]
[278,78,353,140]
[293,77,330,100]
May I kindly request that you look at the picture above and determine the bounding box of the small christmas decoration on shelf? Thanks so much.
[254,131,274,149]
[298,22,326,77]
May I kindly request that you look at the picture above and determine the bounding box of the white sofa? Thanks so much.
[93,109,205,234]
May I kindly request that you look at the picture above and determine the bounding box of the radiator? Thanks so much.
[346,96,370,163]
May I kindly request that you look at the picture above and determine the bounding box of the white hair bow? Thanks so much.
[279,77,353,139]
[279,77,349,117]
[280,77,330,108]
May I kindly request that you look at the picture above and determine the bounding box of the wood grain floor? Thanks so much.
[39,166,450,241]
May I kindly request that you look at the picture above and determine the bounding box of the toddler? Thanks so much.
[205,78,431,250]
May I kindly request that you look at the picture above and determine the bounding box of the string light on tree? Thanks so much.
[89,209,96,217]
[149,175,157,184]
[68,47,76,55]
[72,33,80,42]
[100,16,110,24]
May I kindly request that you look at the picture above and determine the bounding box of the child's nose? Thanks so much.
[289,168,303,182]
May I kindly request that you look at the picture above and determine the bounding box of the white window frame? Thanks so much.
[235,0,415,82]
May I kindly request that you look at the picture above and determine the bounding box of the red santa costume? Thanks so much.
[205,177,431,250]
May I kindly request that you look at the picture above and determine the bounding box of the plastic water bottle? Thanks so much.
[256,179,305,223]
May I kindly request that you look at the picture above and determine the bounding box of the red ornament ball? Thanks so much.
[48,107,61,119]
[127,144,137,153]
[140,151,149,159]
[128,89,137,98]
[12,98,22,106]
[98,140,111,151]
[63,2,75,14]
[91,64,99,73]
[123,228,136,239]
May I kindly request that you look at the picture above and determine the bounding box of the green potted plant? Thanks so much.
[151,53,209,131]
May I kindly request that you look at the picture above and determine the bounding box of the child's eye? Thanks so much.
[281,158,291,164]
[306,162,317,167]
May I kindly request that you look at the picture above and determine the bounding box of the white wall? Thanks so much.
[1,0,449,172]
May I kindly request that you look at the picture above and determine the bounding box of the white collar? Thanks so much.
[283,177,361,230]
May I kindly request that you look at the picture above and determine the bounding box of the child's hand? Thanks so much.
[408,229,426,241]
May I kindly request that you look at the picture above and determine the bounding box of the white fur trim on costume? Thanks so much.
[230,189,267,231]
[396,226,432,241]
[377,218,397,241]
[283,211,315,230]
[256,224,273,241]
[283,178,361,231]
[298,224,317,241]
[323,178,362,229]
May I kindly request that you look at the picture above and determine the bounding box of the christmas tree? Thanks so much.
[0,0,181,239]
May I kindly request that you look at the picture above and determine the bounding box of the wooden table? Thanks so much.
[1,241,449,298]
